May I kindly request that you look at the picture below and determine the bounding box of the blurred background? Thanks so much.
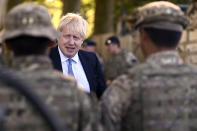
[0,0,191,62]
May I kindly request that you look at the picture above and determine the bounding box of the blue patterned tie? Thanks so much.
[67,58,74,76]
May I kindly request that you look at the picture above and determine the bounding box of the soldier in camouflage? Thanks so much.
[1,3,102,131]
[99,1,197,131]
[104,36,137,86]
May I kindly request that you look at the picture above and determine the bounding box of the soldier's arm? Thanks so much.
[99,74,133,131]
[77,90,104,131]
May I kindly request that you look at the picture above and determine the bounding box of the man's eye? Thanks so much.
[63,35,70,38]
[74,36,80,41]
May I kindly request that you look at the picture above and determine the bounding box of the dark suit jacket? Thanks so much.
[49,46,107,98]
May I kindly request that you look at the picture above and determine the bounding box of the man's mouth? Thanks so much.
[66,47,75,52]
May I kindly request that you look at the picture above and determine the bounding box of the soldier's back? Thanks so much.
[0,55,96,131]
[101,51,197,131]
[121,60,197,131]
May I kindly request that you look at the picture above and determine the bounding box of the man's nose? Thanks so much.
[68,36,75,45]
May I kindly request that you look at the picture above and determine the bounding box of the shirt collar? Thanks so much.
[58,46,79,63]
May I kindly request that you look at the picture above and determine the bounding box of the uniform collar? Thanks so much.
[12,55,53,71]
[147,50,184,65]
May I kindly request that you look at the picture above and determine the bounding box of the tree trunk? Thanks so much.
[61,0,81,15]
[94,0,114,34]
[0,0,7,29]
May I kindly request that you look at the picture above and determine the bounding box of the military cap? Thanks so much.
[136,1,189,31]
[2,3,57,41]
[105,36,120,46]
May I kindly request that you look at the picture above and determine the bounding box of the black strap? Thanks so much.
[0,65,66,131]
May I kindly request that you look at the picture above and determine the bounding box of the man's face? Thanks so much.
[107,43,117,55]
[58,26,83,58]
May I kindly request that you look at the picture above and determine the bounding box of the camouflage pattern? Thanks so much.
[104,49,137,82]
[100,50,197,131]
[0,55,102,131]
[136,1,189,31]
[2,3,57,41]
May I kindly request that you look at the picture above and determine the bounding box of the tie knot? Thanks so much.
[68,58,72,63]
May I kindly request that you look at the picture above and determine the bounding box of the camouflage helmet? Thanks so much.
[2,3,57,41]
[136,1,189,31]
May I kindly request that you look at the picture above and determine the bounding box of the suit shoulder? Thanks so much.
[79,50,96,56]
[79,50,97,59]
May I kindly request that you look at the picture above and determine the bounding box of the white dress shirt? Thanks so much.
[58,47,90,93]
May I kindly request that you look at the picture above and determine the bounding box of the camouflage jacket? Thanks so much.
[104,49,138,82]
[0,55,102,131]
[100,50,197,131]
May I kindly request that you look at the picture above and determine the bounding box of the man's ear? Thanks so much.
[48,41,56,48]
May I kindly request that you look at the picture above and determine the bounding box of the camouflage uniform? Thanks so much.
[0,3,102,131]
[101,51,197,131]
[100,1,195,131]
[3,55,98,131]
[104,49,137,82]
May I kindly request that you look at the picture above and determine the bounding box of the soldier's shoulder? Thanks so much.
[38,70,77,84]
[127,62,197,78]
[54,70,76,82]
[102,74,133,104]
[127,62,151,75]
[16,69,80,97]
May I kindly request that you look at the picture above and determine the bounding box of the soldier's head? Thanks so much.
[2,3,57,56]
[136,1,189,57]
[105,36,121,55]
[82,40,97,53]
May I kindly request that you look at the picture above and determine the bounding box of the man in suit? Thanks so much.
[50,13,106,98]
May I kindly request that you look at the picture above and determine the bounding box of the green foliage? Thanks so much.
[115,0,189,17]
[169,0,189,4]
[114,0,190,31]
[25,0,45,4]
[81,1,94,20]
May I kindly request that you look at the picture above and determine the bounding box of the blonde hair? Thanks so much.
[57,13,88,39]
